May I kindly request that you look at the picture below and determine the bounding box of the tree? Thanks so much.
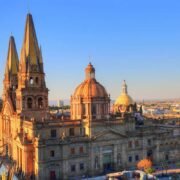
[137,158,152,171]
[145,167,155,174]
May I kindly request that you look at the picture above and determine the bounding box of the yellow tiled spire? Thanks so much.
[20,13,42,71]
[5,36,19,77]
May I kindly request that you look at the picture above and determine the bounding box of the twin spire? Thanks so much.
[4,13,43,80]
[5,36,19,79]
[20,13,43,72]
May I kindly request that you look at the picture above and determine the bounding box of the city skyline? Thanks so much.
[0,1,180,101]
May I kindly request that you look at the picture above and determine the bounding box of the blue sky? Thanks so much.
[0,0,180,101]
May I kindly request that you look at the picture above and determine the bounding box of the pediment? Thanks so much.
[92,129,127,141]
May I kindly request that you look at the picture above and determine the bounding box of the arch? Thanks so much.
[29,77,34,85]
[27,98,33,109]
[38,97,43,109]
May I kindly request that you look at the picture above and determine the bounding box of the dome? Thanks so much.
[74,78,108,98]
[114,80,134,107]
[73,63,108,98]
[115,93,133,106]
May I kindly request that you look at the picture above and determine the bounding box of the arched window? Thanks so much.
[82,104,86,115]
[38,97,43,108]
[101,104,104,114]
[69,128,75,136]
[91,104,96,115]
[29,77,34,85]
[27,98,33,109]
[35,77,39,84]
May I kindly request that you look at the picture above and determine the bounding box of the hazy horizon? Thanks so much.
[0,1,180,101]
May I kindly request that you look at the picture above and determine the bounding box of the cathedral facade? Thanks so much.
[0,14,179,180]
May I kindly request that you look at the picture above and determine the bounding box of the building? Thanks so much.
[0,13,179,180]
[57,100,64,108]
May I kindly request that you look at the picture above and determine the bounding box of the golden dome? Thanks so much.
[73,63,108,98]
[115,93,133,106]
[114,80,133,107]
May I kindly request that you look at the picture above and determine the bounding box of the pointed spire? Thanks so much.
[20,13,42,72]
[122,80,128,94]
[5,36,19,78]
[39,45,43,63]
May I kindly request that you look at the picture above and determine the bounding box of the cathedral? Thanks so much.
[0,13,179,180]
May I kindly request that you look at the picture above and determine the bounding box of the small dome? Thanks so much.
[115,93,133,106]
[114,80,134,107]
[73,63,108,98]
[74,78,108,98]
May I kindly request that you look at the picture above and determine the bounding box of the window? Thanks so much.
[128,156,132,162]
[135,140,139,147]
[69,128,75,136]
[82,104,86,115]
[38,97,43,108]
[92,104,96,115]
[35,77,39,84]
[147,150,153,157]
[148,139,151,146]
[71,165,76,172]
[70,148,75,155]
[29,77,34,85]
[79,146,84,154]
[95,156,98,169]
[135,155,139,161]
[80,128,83,135]
[80,128,86,136]
[79,163,84,170]
[27,98,33,109]
[165,154,169,161]
[102,104,105,114]
[50,171,56,180]
[51,129,56,138]
[128,141,132,148]
[50,150,55,157]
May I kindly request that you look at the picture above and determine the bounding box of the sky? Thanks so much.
[0,0,180,102]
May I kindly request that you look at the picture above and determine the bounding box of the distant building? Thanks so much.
[57,100,64,107]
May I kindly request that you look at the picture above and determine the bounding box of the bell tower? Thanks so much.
[3,36,19,109]
[16,13,48,120]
